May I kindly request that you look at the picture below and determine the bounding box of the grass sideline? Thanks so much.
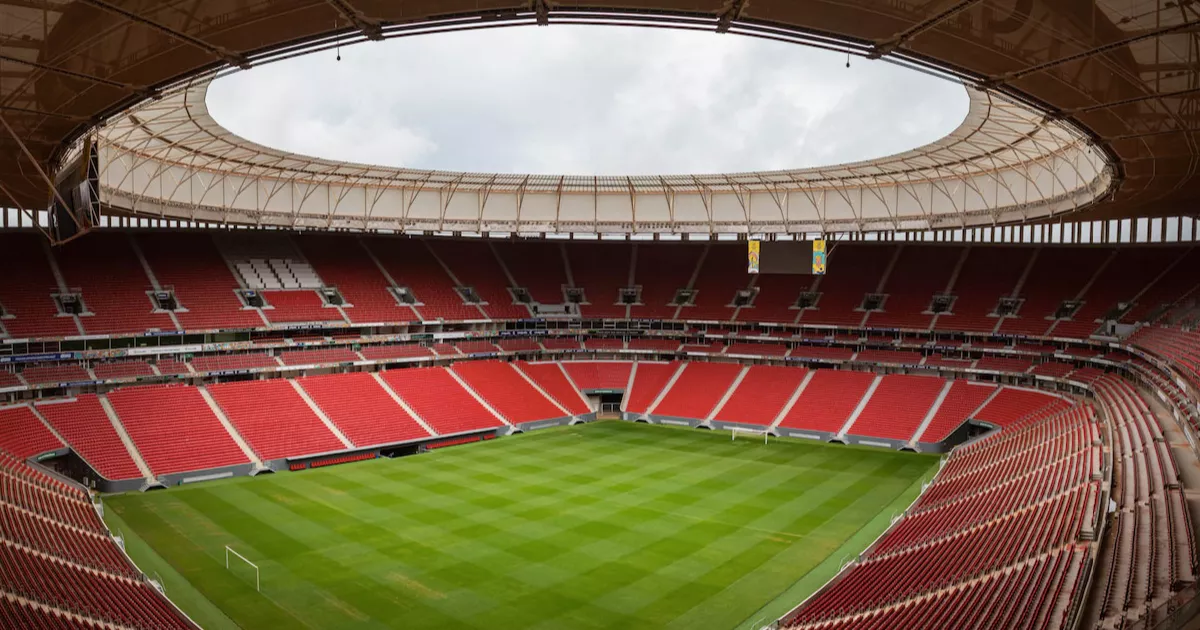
[105,422,938,629]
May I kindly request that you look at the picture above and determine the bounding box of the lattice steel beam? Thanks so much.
[324,0,383,40]
[0,52,142,91]
[715,0,749,34]
[79,0,251,69]
[869,0,987,58]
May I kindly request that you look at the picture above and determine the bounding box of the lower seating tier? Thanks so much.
[35,397,142,481]
[208,380,344,460]
[298,373,431,446]
[106,385,249,476]
[380,368,505,435]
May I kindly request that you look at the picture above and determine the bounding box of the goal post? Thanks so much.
[730,426,770,444]
[225,546,260,592]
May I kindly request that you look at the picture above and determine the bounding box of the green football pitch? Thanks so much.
[103,422,938,630]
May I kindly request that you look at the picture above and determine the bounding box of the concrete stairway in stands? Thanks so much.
[769,370,816,432]
[96,394,155,483]
[446,368,513,429]
[837,374,883,437]
[706,365,750,421]
[908,380,954,445]
[512,363,577,420]
[644,363,687,416]
[197,386,265,470]
[288,379,354,449]
[370,372,438,437]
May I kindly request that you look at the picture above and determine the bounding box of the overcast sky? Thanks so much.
[206,26,969,176]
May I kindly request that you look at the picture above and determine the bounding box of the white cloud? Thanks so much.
[207,25,969,175]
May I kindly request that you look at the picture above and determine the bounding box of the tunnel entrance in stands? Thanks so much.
[594,392,624,415]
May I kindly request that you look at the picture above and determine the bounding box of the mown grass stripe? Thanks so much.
[105,421,937,629]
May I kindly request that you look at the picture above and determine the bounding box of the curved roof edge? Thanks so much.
[93,32,1113,234]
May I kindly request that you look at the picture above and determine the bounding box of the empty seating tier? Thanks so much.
[137,233,264,331]
[855,349,923,365]
[451,361,565,423]
[0,234,79,338]
[365,239,483,321]
[561,362,632,391]
[623,362,681,414]
[298,373,431,446]
[55,234,176,336]
[427,240,529,320]
[584,338,625,350]
[0,240,1194,343]
[91,360,154,380]
[0,372,20,389]
[279,347,359,366]
[0,406,61,459]
[430,343,461,356]
[846,374,945,440]
[0,541,192,630]
[865,246,963,330]
[975,388,1069,427]
[154,358,191,375]
[801,244,893,326]
[542,338,583,350]
[208,380,343,460]
[628,338,683,352]
[933,247,1032,333]
[714,365,807,427]
[726,343,788,356]
[778,370,876,433]
[360,344,434,361]
[0,503,138,577]
[457,341,501,354]
[568,242,632,319]
[35,397,142,481]
[652,362,743,419]
[975,356,1034,373]
[498,339,543,352]
[262,290,343,323]
[790,346,855,361]
[191,353,277,373]
[107,385,248,475]
[380,368,504,435]
[20,365,90,386]
[492,241,569,305]
[916,381,996,443]
[628,244,704,320]
[297,235,417,325]
[516,362,590,415]
[682,245,748,321]
[791,484,1093,624]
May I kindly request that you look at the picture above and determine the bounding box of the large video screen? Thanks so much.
[748,240,826,275]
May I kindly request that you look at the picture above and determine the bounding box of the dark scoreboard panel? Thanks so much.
[748,240,826,275]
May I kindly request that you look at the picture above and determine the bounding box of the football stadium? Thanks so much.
[1,2,1200,629]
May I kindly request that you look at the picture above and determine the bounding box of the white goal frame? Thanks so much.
[225,546,260,591]
[730,426,770,444]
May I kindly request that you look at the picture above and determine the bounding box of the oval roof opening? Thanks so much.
[207,25,970,176]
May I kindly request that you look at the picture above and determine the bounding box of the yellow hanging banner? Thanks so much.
[812,239,827,275]
[747,240,761,274]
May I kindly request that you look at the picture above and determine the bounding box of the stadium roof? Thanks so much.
[0,1,1196,234]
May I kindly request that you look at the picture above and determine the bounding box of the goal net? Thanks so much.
[225,546,260,591]
[730,426,770,444]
